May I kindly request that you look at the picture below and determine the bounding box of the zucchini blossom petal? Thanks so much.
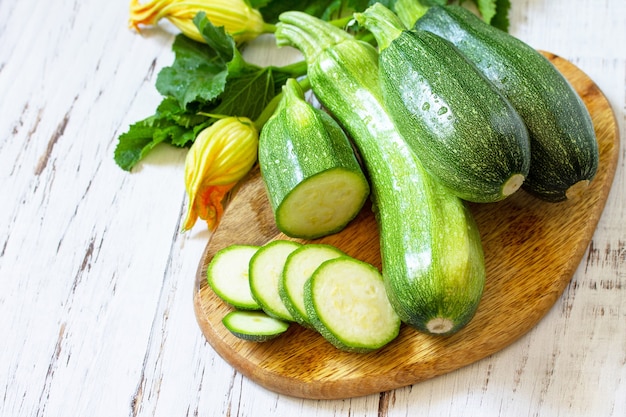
[183,117,258,231]
[129,0,266,44]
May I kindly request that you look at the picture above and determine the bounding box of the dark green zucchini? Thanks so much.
[276,12,485,335]
[414,5,599,202]
[356,4,530,203]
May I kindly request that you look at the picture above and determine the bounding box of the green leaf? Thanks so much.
[212,67,284,120]
[463,0,509,30]
[246,0,271,9]
[115,13,303,171]
[418,0,447,6]
[156,34,228,109]
[156,13,276,111]
[114,98,211,171]
[490,0,511,31]
[475,0,497,24]
[258,0,358,23]
[171,12,300,120]
[258,1,324,23]
[155,97,208,130]
[114,118,187,172]
[193,12,235,61]
[114,120,162,171]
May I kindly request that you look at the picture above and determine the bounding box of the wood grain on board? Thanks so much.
[193,52,619,399]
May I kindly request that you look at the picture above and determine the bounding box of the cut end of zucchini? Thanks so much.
[425,317,456,335]
[565,179,590,200]
[276,169,369,239]
[222,310,290,342]
[502,173,525,197]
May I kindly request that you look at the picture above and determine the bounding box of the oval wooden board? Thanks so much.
[193,52,619,400]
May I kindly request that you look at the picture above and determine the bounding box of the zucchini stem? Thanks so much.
[253,76,312,130]
[253,93,283,130]
[277,60,308,78]
[354,3,406,51]
[394,0,430,28]
[328,16,354,29]
[262,22,277,33]
[276,12,353,61]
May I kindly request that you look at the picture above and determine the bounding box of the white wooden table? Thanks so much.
[1,1,624,416]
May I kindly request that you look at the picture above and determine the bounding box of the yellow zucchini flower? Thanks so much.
[129,0,267,44]
[183,117,258,231]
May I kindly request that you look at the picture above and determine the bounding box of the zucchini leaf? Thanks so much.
[114,13,300,171]
[490,0,511,31]
[155,12,250,109]
[254,0,509,30]
[463,0,510,31]
[114,98,212,171]
[419,0,447,5]
[474,0,497,24]
[155,35,229,109]
[256,0,386,22]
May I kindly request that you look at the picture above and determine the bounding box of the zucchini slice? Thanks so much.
[279,244,345,327]
[304,256,401,352]
[222,310,290,342]
[249,240,302,321]
[207,245,261,310]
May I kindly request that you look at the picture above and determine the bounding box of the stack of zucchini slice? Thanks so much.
[209,241,401,352]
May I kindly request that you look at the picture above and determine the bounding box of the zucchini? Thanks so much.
[222,310,290,342]
[279,243,345,327]
[249,240,301,321]
[276,13,486,335]
[304,256,400,352]
[356,4,530,203]
[259,78,370,239]
[414,5,599,202]
[207,245,261,310]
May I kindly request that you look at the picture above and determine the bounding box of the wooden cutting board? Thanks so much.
[193,52,619,399]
